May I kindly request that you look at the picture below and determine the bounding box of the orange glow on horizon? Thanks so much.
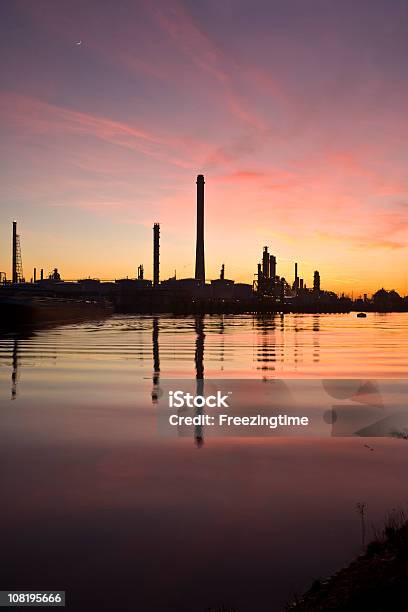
[0,1,407,295]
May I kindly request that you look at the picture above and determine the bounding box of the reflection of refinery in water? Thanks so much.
[2,174,402,313]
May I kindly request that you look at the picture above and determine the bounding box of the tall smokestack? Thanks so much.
[195,175,205,282]
[293,262,299,292]
[262,246,269,279]
[269,254,276,282]
[153,223,160,287]
[12,221,17,284]
[40,268,44,281]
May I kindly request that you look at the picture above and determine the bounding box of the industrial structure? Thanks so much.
[153,223,160,288]
[1,174,361,316]
[12,221,24,283]
[195,174,205,283]
[250,241,336,311]
[293,262,299,292]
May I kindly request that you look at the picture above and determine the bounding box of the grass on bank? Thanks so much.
[285,508,408,611]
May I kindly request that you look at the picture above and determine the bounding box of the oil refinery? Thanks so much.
[0,174,385,317]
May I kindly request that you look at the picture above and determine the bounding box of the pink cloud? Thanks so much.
[316,209,408,251]
[215,170,266,182]
[146,1,228,84]
[0,91,238,171]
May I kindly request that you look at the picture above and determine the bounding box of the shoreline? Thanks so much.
[285,512,408,611]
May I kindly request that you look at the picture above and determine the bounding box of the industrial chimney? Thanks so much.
[262,246,269,279]
[12,221,17,284]
[269,255,276,283]
[153,223,160,287]
[294,262,299,292]
[195,175,205,283]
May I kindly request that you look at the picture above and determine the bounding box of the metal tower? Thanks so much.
[153,223,160,287]
[12,221,24,283]
[15,234,23,282]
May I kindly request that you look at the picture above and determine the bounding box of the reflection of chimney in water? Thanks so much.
[194,315,205,448]
[313,315,320,363]
[11,339,19,400]
[151,317,161,404]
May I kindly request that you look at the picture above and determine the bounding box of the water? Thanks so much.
[1,313,408,611]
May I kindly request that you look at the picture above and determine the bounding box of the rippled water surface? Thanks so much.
[1,313,408,611]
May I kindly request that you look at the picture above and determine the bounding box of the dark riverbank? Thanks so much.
[286,513,408,611]
[3,283,408,317]
[1,294,113,329]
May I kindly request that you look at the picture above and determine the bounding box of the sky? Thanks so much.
[0,0,407,295]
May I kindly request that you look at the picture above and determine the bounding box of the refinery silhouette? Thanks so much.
[1,174,407,322]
